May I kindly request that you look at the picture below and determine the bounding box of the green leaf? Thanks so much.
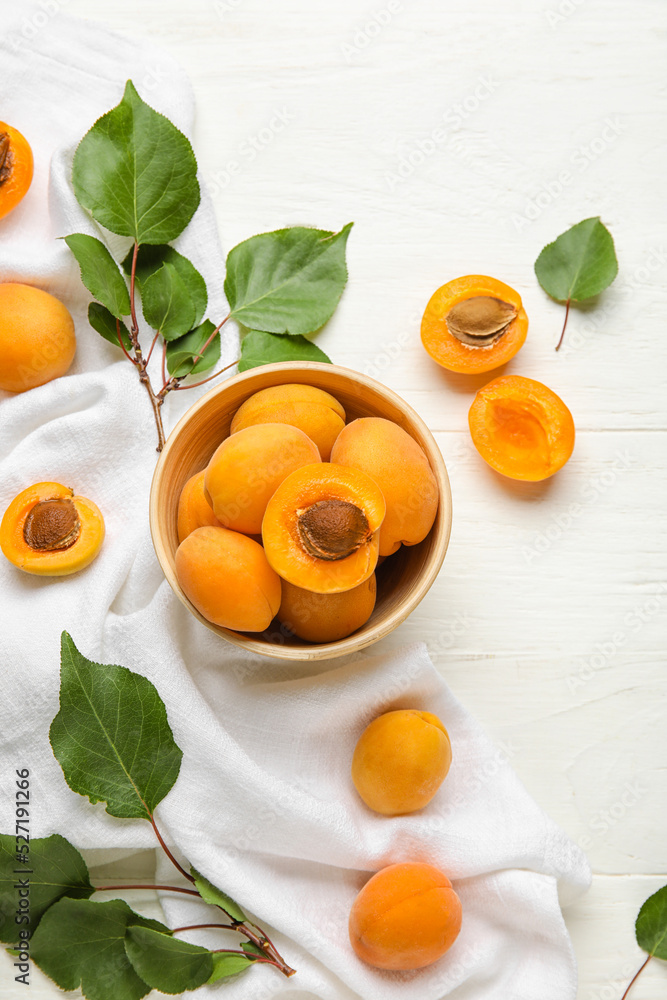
[208,951,255,983]
[141,261,196,340]
[72,79,200,244]
[166,320,220,378]
[191,868,246,922]
[241,941,265,957]
[88,302,133,353]
[31,897,167,1000]
[636,884,667,959]
[225,223,353,335]
[64,234,131,319]
[125,926,212,994]
[238,329,331,372]
[49,632,182,821]
[122,244,207,327]
[534,217,618,303]
[0,834,93,942]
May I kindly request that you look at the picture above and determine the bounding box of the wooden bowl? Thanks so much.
[150,362,452,660]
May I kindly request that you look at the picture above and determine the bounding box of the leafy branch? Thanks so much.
[66,80,352,451]
[619,884,667,999]
[0,633,295,996]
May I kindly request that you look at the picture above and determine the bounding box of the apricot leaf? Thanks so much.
[141,261,197,340]
[225,223,352,335]
[166,320,220,377]
[122,244,207,327]
[65,234,131,318]
[50,632,182,820]
[125,926,212,994]
[535,217,618,349]
[31,897,167,1000]
[636,885,667,959]
[88,302,133,353]
[191,868,246,922]
[0,834,93,941]
[72,80,200,244]
[239,330,331,372]
[208,952,255,982]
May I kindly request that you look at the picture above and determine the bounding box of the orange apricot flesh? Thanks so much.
[231,383,346,460]
[0,482,105,576]
[177,470,221,543]
[0,123,33,221]
[175,526,281,632]
[262,463,385,594]
[278,574,376,643]
[469,375,575,481]
[421,274,528,374]
[352,709,452,815]
[349,862,462,970]
[205,423,320,535]
[331,417,438,557]
[0,283,76,393]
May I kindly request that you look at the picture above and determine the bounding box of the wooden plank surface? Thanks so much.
[4,0,666,997]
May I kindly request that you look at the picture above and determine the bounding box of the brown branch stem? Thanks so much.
[116,320,137,365]
[125,241,167,451]
[555,298,571,351]
[173,358,239,390]
[94,883,200,896]
[172,923,236,933]
[150,814,195,883]
[620,954,652,1000]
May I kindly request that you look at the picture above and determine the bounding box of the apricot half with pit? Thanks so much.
[468,374,575,481]
[0,123,33,221]
[421,274,528,374]
[0,482,105,576]
[262,463,385,594]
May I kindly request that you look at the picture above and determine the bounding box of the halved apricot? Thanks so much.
[469,375,575,481]
[230,383,346,460]
[262,463,385,594]
[177,470,221,543]
[421,275,528,374]
[0,123,33,221]
[205,423,320,535]
[0,482,105,576]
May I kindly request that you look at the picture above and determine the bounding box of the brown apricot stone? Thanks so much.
[0,482,105,576]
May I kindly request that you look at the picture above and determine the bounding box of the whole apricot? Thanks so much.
[349,862,462,970]
[262,463,385,594]
[0,123,33,221]
[331,417,439,556]
[421,274,528,374]
[175,526,281,632]
[177,470,221,543]
[231,383,346,460]
[468,374,575,481]
[278,574,376,643]
[352,709,451,815]
[0,482,105,576]
[205,423,320,535]
[0,283,76,393]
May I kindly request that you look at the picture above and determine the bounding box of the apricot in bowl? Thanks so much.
[469,374,575,481]
[349,862,462,970]
[0,482,105,576]
[150,363,452,661]
[421,274,528,374]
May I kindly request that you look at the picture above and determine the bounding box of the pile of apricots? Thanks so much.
[349,708,461,969]
[421,274,575,481]
[175,383,440,641]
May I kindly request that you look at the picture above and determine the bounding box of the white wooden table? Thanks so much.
[11,0,667,996]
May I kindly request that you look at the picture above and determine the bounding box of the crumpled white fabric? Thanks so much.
[0,9,590,1000]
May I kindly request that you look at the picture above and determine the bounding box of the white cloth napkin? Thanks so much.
[0,9,590,1000]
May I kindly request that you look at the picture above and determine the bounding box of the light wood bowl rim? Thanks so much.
[149,362,452,661]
